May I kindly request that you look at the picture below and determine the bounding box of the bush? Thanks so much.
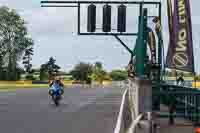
[110,70,128,81]
[86,77,92,84]
[39,71,48,81]
[25,74,36,80]
[0,71,6,80]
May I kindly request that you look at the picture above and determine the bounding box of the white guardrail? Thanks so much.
[114,79,154,133]
[114,88,145,133]
[127,114,144,133]
[114,88,128,133]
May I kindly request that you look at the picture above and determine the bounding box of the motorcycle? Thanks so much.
[48,83,64,106]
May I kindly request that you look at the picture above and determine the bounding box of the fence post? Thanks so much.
[192,94,195,122]
[195,94,199,125]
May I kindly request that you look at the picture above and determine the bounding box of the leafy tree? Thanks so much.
[0,45,6,77]
[46,57,60,79]
[23,46,33,73]
[110,70,128,81]
[25,69,36,80]
[0,6,34,80]
[40,57,61,80]
[70,62,93,82]
[0,67,6,80]
[91,62,107,84]
[0,52,6,80]
[39,64,48,80]
[23,46,34,80]
[94,62,102,70]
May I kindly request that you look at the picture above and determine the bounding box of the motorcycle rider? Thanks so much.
[49,76,64,87]
[49,76,64,96]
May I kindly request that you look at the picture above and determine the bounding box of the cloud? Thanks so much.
[20,7,77,38]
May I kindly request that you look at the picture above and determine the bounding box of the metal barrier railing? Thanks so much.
[127,114,143,133]
[114,88,129,133]
[153,84,200,124]
[115,79,154,133]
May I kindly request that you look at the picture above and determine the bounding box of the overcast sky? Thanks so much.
[0,0,200,73]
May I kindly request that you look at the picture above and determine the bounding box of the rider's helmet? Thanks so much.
[54,76,60,83]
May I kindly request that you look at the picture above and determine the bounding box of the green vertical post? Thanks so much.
[159,3,162,65]
[158,33,162,80]
[192,95,195,121]
[195,95,199,124]
[135,7,148,77]
[158,2,163,81]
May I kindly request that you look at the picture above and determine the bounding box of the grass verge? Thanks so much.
[0,84,48,90]
[0,84,73,90]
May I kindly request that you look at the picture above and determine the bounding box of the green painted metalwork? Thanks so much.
[135,7,148,77]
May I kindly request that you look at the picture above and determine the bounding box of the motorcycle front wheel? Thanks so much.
[54,99,59,106]
[52,96,60,106]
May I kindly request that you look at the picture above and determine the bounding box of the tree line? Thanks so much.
[38,57,128,82]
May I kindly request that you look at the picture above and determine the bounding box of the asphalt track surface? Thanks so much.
[0,85,124,133]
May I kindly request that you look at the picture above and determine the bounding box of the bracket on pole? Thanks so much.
[113,35,133,55]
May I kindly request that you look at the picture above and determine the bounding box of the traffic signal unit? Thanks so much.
[87,4,127,33]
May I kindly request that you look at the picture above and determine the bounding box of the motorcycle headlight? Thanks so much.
[59,89,64,95]
[58,90,61,95]
[49,90,54,95]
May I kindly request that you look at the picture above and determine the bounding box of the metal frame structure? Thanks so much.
[41,0,162,76]
[41,1,161,36]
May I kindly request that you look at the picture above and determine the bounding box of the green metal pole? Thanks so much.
[158,32,163,81]
[135,7,147,77]
[158,3,163,81]
[195,95,199,124]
